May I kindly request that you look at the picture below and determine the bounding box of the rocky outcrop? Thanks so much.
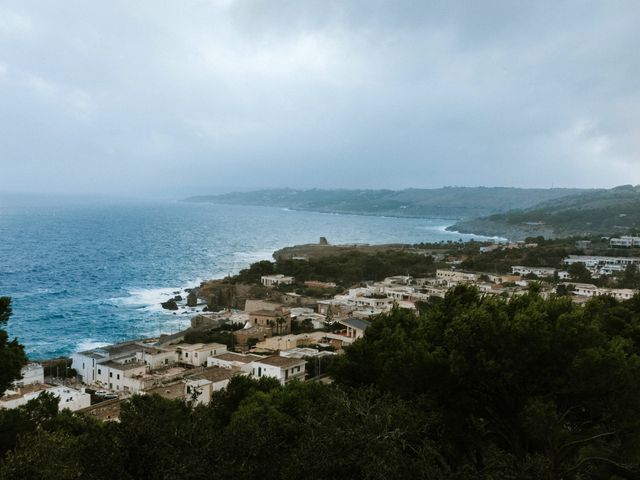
[161,298,179,310]
[186,291,198,307]
[197,280,278,311]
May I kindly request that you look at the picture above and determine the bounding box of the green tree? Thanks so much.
[620,264,640,289]
[0,297,28,395]
[567,262,592,283]
[331,286,640,478]
[0,430,80,480]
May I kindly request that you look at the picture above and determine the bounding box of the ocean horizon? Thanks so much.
[0,195,494,359]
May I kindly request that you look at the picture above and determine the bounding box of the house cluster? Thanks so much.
[0,363,91,412]
[609,236,640,248]
[563,255,640,276]
[557,283,636,301]
[71,338,232,395]
[317,276,429,318]
[511,266,570,279]
[60,331,316,419]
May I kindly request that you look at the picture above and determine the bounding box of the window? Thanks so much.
[109,372,113,378]
[97,368,101,374]
[285,370,289,380]
[195,352,198,358]
[117,374,120,380]
[185,352,189,357]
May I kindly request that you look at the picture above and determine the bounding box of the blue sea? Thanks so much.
[0,195,491,359]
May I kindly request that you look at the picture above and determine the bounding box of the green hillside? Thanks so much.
[185,187,586,219]
[450,185,640,239]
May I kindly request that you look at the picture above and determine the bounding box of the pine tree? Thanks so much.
[0,297,28,395]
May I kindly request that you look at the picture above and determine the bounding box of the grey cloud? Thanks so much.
[0,0,639,197]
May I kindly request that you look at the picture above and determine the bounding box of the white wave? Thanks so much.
[110,285,195,314]
[232,249,275,264]
[76,339,110,352]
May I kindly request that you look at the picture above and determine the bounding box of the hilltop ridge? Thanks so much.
[185,187,587,220]
[449,184,640,239]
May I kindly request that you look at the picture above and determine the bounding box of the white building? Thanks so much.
[248,356,306,385]
[95,361,147,393]
[511,266,557,277]
[207,352,263,370]
[337,318,371,340]
[255,333,317,351]
[0,384,90,412]
[382,275,413,285]
[184,378,213,405]
[610,236,640,248]
[176,343,227,367]
[422,286,448,298]
[14,363,45,388]
[280,347,336,359]
[72,340,185,393]
[72,340,146,385]
[135,346,178,370]
[261,274,295,287]
[563,255,640,276]
[560,283,637,301]
[47,386,92,411]
[436,269,478,285]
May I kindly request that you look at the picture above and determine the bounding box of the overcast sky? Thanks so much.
[1,1,639,197]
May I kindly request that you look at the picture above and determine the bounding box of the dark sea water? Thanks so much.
[0,195,491,359]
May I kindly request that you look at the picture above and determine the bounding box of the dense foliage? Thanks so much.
[0,297,27,395]
[231,250,436,286]
[2,289,640,479]
[333,286,640,478]
[452,184,640,238]
[460,243,572,274]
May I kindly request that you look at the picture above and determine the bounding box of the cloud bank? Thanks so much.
[1,0,639,197]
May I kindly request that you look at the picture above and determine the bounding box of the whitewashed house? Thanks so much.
[261,274,294,287]
[14,363,45,388]
[207,352,262,371]
[176,343,227,367]
[248,356,306,385]
[337,318,371,340]
[0,384,90,412]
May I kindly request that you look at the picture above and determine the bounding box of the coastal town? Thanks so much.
[3,235,640,421]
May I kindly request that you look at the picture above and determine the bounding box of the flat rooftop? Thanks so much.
[212,352,262,364]
[254,355,305,368]
[175,342,226,351]
[146,382,185,401]
[100,360,146,371]
[191,366,239,383]
[1,383,49,401]
[338,318,372,331]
